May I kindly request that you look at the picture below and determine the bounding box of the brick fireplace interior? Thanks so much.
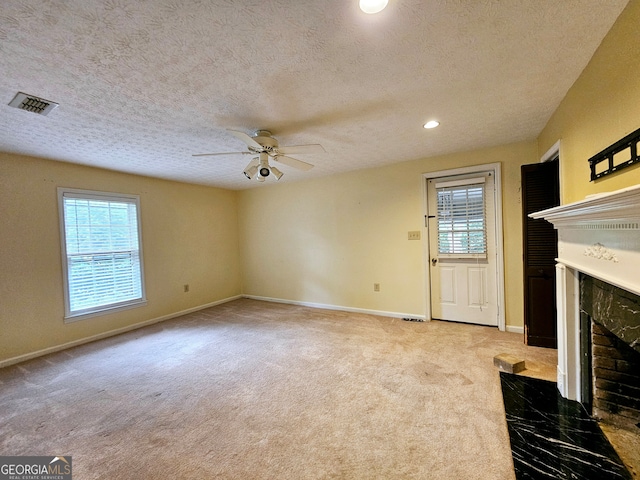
[580,275,640,431]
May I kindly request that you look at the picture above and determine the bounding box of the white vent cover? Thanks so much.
[8,92,58,116]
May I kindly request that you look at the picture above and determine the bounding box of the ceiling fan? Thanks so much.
[193,130,325,182]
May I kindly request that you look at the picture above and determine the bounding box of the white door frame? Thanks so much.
[540,139,562,203]
[422,162,505,331]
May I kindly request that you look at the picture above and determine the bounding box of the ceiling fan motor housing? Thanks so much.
[251,131,278,154]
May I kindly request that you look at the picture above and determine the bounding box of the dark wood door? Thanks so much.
[521,161,559,348]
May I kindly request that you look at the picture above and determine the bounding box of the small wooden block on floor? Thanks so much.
[494,353,525,374]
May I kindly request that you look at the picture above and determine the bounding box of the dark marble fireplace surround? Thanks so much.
[580,275,640,430]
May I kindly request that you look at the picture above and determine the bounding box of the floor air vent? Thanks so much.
[8,92,59,116]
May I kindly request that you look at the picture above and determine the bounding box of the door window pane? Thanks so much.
[437,184,487,257]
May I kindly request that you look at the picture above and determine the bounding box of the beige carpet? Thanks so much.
[0,299,556,479]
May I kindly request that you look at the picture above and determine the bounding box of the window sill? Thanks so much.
[64,299,148,323]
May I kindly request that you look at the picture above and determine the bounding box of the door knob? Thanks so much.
[431,258,438,266]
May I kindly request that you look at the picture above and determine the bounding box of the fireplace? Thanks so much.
[530,184,640,431]
[580,275,640,429]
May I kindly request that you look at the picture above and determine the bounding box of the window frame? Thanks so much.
[57,187,147,322]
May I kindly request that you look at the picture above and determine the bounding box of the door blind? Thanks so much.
[436,183,487,257]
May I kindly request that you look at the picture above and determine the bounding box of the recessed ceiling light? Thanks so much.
[423,120,440,129]
[359,0,388,14]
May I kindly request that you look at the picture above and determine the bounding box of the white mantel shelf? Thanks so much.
[530,183,640,227]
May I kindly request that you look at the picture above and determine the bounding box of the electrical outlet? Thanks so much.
[184,284,189,293]
[408,231,421,240]
[374,283,380,292]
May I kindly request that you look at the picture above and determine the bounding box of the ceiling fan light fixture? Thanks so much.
[243,166,258,179]
[271,166,283,180]
[423,120,440,129]
[359,0,388,14]
[256,152,272,180]
[243,158,259,179]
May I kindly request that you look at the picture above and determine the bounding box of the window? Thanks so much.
[58,188,146,321]
[436,178,487,257]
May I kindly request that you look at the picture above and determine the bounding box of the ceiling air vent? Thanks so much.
[8,92,59,116]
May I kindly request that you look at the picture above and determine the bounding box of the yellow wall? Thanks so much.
[238,141,537,329]
[0,153,241,363]
[538,0,640,203]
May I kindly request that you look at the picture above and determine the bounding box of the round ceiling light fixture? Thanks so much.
[359,0,388,14]
[423,120,440,129]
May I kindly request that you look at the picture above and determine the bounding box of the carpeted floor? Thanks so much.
[0,299,556,479]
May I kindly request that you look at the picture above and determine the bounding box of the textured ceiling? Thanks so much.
[0,0,630,190]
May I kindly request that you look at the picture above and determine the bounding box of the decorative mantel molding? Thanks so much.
[583,243,619,263]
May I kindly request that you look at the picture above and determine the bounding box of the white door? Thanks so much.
[427,172,498,326]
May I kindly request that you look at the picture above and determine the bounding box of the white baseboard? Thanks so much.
[0,295,242,369]
[505,325,524,334]
[242,295,426,320]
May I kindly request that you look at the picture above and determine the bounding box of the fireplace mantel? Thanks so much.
[530,184,640,297]
[529,183,640,401]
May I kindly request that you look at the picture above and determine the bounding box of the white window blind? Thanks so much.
[436,181,487,257]
[58,189,146,320]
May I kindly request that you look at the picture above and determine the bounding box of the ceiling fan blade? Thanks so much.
[277,144,325,155]
[192,151,251,157]
[228,129,264,150]
[274,155,314,171]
